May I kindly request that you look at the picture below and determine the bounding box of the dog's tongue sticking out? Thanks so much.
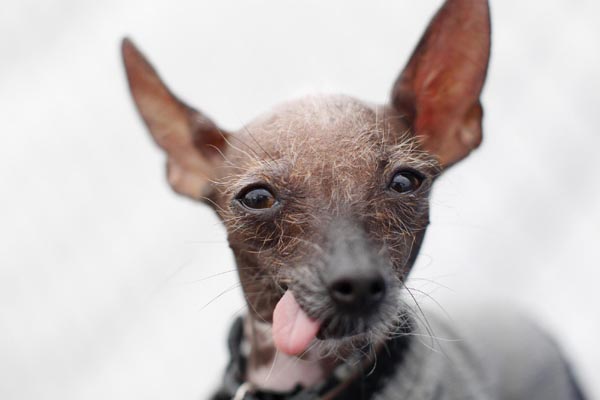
[272,291,320,356]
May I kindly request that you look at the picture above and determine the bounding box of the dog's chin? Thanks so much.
[313,307,400,353]
[310,320,390,360]
[317,327,373,350]
[317,317,372,340]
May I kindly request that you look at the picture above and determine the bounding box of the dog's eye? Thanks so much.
[239,187,277,210]
[389,170,423,193]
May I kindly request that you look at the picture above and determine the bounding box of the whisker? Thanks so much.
[178,269,238,285]
[404,286,452,321]
[198,282,241,311]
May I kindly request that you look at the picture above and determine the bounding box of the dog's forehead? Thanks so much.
[219,95,436,207]
[237,95,392,157]
[237,95,404,162]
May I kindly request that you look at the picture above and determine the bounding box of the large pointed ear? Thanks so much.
[391,0,491,167]
[121,38,228,201]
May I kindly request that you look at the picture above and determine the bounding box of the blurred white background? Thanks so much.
[1,0,599,399]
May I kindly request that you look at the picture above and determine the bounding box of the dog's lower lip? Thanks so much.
[317,318,365,340]
[317,326,370,342]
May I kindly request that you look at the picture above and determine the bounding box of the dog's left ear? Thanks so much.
[391,0,491,167]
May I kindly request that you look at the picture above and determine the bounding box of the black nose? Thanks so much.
[328,272,386,312]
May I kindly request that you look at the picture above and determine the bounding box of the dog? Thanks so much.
[121,0,587,398]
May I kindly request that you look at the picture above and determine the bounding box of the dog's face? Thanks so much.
[215,98,440,341]
[123,0,490,356]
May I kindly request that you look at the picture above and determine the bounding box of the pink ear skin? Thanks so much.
[121,38,228,200]
[391,0,491,168]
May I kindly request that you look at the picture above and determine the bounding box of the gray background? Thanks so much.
[1,0,598,399]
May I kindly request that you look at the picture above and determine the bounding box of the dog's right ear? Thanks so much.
[121,38,228,201]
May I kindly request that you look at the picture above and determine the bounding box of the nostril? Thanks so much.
[328,275,386,310]
[331,280,355,301]
[370,279,385,298]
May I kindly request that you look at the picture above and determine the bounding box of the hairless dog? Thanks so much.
[122,0,586,398]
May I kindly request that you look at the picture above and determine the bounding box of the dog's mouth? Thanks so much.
[272,290,384,356]
[316,316,367,340]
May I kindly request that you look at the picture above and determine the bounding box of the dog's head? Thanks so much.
[122,0,490,357]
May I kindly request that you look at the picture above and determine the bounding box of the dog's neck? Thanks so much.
[243,316,339,392]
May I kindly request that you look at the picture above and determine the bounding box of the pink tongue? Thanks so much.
[272,291,320,356]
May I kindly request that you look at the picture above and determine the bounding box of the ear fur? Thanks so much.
[121,38,228,200]
[391,0,491,167]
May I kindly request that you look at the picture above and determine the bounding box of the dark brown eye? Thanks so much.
[239,187,277,210]
[389,170,423,193]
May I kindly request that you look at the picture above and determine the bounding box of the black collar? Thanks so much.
[210,317,412,400]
